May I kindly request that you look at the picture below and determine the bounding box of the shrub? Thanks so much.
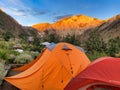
[115,52,120,57]
[106,37,120,56]
[10,50,20,56]
[86,51,108,61]
[0,49,8,60]
[7,54,16,63]
[14,53,33,64]
[30,51,39,59]
[0,60,5,84]
[4,35,10,41]
[0,49,20,64]
[0,41,14,49]
[20,51,39,59]
[85,31,106,54]
[62,34,80,46]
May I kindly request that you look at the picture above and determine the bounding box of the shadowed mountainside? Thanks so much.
[80,14,120,42]
[0,10,39,41]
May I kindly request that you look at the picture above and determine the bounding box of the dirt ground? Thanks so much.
[0,70,21,90]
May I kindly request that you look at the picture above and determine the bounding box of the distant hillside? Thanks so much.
[0,9,120,43]
[32,14,105,31]
[32,14,120,42]
[0,10,39,41]
[32,23,52,31]
[52,15,105,30]
[80,14,120,42]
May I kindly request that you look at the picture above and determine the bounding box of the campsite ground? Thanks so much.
[0,70,20,90]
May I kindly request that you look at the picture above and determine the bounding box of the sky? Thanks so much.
[0,0,120,26]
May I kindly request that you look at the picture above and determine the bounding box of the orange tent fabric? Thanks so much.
[12,48,49,71]
[12,43,56,71]
[5,42,90,90]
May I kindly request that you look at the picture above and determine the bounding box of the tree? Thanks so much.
[106,37,120,56]
[85,31,106,54]
[62,34,80,46]
[43,33,59,43]
[4,35,10,41]
[31,37,44,52]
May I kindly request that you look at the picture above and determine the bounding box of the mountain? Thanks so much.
[80,14,120,42]
[0,9,39,41]
[32,14,105,31]
[0,9,120,43]
[32,14,120,42]
[95,14,120,41]
[52,15,105,30]
[32,23,52,31]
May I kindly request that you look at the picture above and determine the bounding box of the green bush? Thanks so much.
[0,41,8,49]
[0,40,41,64]
[106,37,120,56]
[0,60,5,84]
[30,51,39,59]
[0,49,20,64]
[115,52,120,57]
[86,51,108,61]
[10,50,20,56]
[62,34,80,46]
[4,35,10,41]
[14,53,33,64]
[7,54,16,63]
[0,41,14,49]
[0,49,8,60]
[85,31,106,54]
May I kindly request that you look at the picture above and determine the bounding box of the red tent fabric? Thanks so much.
[65,57,120,90]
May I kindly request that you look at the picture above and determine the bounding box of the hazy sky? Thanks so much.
[0,0,120,26]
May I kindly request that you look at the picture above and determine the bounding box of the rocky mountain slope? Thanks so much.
[80,14,120,42]
[33,14,120,42]
[0,9,39,41]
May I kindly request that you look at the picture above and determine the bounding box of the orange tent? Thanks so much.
[5,42,90,90]
[13,43,56,71]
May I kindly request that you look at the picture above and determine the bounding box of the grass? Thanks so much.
[0,40,40,64]
[0,40,40,84]
[86,51,108,61]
